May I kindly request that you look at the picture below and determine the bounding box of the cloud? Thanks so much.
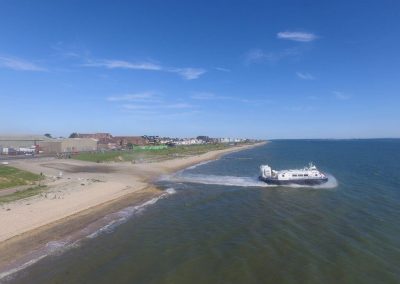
[0,56,46,71]
[108,91,195,117]
[332,91,351,100]
[215,67,231,72]
[277,31,317,42]
[107,92,161,102]
[122,102,193,110]
[244,48,301,64]
[190,92,272,104]
[284,105,315,112]
[83,58,205,80]
[296,72,315,80]
[169,67,206,80]
[244,49,270,64]
[84,60,162,71]
[191,92,222,100]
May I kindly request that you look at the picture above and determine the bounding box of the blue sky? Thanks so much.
[0,0,399,139]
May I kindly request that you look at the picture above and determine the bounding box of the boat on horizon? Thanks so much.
[259,162,328,185]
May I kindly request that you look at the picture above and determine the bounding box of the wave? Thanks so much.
[0,188,177,282]
[165,173,338,189]
[185,160,213,170]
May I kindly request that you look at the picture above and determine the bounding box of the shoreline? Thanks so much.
[0,142,266,277]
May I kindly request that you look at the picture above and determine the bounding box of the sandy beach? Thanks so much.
[0,142,265,273]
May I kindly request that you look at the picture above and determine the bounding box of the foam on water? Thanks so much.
[169,173,274,187]
[86,189,175,239]
[0,188,177,282]
[185,160,212,170]
[166,173,338,189]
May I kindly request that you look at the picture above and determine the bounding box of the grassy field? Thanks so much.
[0,185,47,204]
[0,165,43,190]
[73,143,242,163]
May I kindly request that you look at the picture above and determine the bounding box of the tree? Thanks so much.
[44,133,52,138]
[69,132,78,138]
[127,142,134,150]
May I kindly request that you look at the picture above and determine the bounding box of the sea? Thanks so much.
[2,139,400,284]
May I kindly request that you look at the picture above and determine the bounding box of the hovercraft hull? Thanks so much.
[259,176,328,185]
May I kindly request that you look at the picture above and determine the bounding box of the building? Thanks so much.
[38,138,98,154]
[77,133,112,140]
[0,135,50,149]
[142,135,160,144]
[197,136,211,143]
[0,135,52,155]
[112,136,148,147]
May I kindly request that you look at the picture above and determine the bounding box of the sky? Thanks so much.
[0,0,399,139]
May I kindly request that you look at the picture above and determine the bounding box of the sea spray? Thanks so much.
[164,173,338,189]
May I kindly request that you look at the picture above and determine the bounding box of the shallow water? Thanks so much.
[3,140,400,283]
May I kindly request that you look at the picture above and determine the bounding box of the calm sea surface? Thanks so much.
[4,140,400,283]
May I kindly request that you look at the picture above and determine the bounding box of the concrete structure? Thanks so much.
[38,138,98,154]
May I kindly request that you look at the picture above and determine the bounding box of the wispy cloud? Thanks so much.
[168,67,206,80]
[0,56,46,71]
[296,72,315,80]
[215,67,231,72]
[277,31,317,42]
[244,48,301,65]
[284,105,315,112]
[107,92,161,103]
[83,58,205,80]
[84,60,162,71]
[122,103,193,110]
[108,91,196,117]
[191,92,272,104]
[51,42,90,59]
[332,91,351,100]
[51,43,206,80]
[191,92,229,100]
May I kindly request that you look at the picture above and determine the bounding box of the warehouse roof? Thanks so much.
[0,135,52,141]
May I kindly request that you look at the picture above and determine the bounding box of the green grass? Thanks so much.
[0,165,43,190]
[73,143,244,163]
[0,185,47,204]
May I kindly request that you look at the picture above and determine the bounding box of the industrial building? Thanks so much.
[0,135,52,155]
[0,135,50,148]
[38,138,98,154]
[77,133,112,140]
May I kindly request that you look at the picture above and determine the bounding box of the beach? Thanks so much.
[0,142,265,274]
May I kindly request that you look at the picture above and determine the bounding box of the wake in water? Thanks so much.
[164,173,338,189]
[0,188,177,282]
